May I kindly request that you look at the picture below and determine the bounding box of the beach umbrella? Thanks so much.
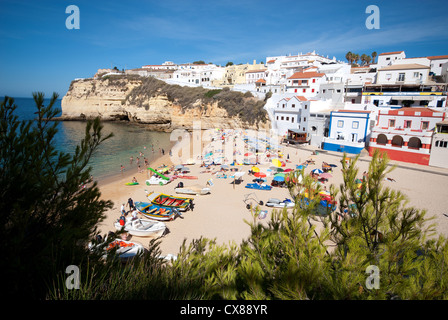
[175,164,184,170]
[329,164,337,168]
[283,168,293,172]
[251,166,260,173]
[296,165,304,170]
[221,164,229,169]
[274,173,286,177]
[320,172,333,179]
[244,152,253,157]
[273,175,285,182]
[355,179,362,184]
[312,169,323,174]
[272,158,282,167]
[254,172,266,178]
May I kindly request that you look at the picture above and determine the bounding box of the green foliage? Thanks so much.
[0,94,113,299]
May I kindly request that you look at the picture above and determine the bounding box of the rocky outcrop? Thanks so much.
[61,77,270,132]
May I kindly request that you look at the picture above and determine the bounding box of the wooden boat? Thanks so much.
[89,238,145,260]
[135,201,179,221]
[146,192,193,211]
[114,217,167,237]
[125,182,139,186]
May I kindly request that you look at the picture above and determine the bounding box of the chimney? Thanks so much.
[253,59,256,65]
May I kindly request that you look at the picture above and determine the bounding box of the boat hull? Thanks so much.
[135,202,178,221]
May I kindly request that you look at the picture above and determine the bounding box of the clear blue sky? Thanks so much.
[1,0,447,98]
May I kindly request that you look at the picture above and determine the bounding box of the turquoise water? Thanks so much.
[7,97,172,181]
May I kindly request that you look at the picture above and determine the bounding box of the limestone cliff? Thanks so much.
[61,76,270,132]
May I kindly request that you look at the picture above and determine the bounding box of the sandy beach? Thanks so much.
[96,133,448,257]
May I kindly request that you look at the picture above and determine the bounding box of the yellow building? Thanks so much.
[212,60,266,87]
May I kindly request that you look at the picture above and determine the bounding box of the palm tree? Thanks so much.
[365,55,372,65]
[371,51,377,64]
[345,51,353,64]
[360,54,367,66]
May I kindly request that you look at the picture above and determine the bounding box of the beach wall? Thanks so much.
[60,76,270,132]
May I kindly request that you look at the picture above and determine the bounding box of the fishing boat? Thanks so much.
[114,217,167,237]
[125,182,139,186]
[146,191,193,211]
[135,201,179,221]
[265,198,295,209]
[89,238,145,260]
[175,184,211,195]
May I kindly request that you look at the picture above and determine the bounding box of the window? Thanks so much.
[352,121,359,129]
[281,116,284,120]
[276,116,278,120]
[398,73,405,81]
[292,117,294,123]
[413,72,419,78]
[389,119,395,127]
[386,57,390,60]
[337,120,344,128]
[292,104,295,108]
[303,89,306,93]
[304,105,307,109]
[286,117,289,121]
[312,89,315,93]
[421,121,429,130]
[404,120,412,128]
[312,79,316,83]
[303,117,306,122]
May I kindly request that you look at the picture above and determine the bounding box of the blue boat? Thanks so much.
[135,201,179,221]
[245,183,272,191]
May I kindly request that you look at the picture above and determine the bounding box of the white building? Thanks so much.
[376,51,406,69]
[245,69,267,84]
[273,95,311,137]
[427,55,448,76]
[322,110,373,154]
[429,120,448,168]
[285,71,326,96]
[169,64,225,87]
[376,64,430,85]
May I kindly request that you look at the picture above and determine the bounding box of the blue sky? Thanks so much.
[1,0,447,97]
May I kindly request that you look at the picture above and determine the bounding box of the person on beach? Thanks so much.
[121,203,126,215]
[118,215,126,227]
[131,209,138,221]
[130,156,133,164]
[120,165,125,173]
[132,177,137,183]
[127,197,135,211]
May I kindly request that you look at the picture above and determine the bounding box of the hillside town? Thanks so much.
[94,50,448,168]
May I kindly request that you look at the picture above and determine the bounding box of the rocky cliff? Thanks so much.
[61,75,270,132]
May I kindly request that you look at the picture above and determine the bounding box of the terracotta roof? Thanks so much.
[255,79,266,83]
[379,51,404,56]
[288,71,325,79]
[426,55,448,60]
[267,60,276,63]
[294,96,308,101]
[378,63,429,71]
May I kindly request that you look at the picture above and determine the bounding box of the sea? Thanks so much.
[7,97,173,182]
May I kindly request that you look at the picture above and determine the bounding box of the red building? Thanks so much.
[368,107,446,165]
